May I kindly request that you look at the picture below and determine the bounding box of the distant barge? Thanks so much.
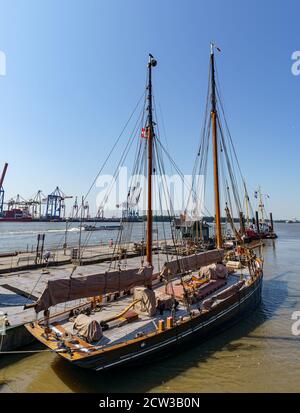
[83,225,123,231]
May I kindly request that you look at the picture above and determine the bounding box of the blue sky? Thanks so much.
[0,0,299,218]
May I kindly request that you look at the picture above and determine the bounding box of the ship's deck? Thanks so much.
[0,254,170,328]
[52,270,249,349]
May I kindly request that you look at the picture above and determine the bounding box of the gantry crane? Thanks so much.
[71,196,79,218]
[27,190,47,219]
[84,200,90,219]
[44,187,73,220]
[0,162,8,216]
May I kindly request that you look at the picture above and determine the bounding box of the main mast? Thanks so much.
[146,54,157,266]
[258,186,265,223]
[244,182,250,227]
[210,43,222,249]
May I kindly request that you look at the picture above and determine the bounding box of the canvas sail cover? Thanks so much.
[73,314,103,343]
[133,287,157,316]
[34,266,153,313]
[163,249,224,275]
[199,263,228,280]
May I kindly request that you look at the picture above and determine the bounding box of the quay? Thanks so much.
[0,241,154,274]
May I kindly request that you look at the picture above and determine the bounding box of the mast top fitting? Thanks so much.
[148,53,157,67]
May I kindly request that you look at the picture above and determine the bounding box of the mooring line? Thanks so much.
[0,349,65,355]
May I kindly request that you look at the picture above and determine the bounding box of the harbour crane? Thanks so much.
[84,200,90,219]
[27,190,47,219]
[71,196,79,218]
[6,194,29,210]
[0,162,8,216]
[44,187,73,220]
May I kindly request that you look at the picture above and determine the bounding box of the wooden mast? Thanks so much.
[258,186,265,223]
[210,43,222,249]
[146,54,157,266]
[243,182,250,227]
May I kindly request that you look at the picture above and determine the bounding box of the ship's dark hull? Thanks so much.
[72,274,262,371]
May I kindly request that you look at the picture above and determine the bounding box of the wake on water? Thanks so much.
[0,227,81,236]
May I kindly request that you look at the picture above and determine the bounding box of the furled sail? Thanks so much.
[33,266,153,313]
[162,249,224,275]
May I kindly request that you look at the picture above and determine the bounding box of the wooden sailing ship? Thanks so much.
[24,46,263,371]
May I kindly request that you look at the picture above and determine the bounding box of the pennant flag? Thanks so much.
[141,128,146,138]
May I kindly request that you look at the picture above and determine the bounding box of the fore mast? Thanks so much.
[210,43,222,249]
[146,54,157,266]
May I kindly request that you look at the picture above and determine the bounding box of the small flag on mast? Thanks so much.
[141,127,146,138]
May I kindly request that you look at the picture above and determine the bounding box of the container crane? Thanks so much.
[5,194,29,210]
[44,187,73,220]
[0,162,8,216]
[27,190,46,219]
[84,200,90,219]
[71,196,79,218]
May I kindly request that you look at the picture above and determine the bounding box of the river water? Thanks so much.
[0,221,172,253]
[0,222,300,393]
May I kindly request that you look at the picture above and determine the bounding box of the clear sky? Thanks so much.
[0,0,299,219]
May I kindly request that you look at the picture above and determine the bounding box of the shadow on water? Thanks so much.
[49,274,289,393]
[0,341,44,392]
[0,293,30,307]
[0,341,44,370]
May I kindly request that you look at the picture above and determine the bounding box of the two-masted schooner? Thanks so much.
[24,46,263,371]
